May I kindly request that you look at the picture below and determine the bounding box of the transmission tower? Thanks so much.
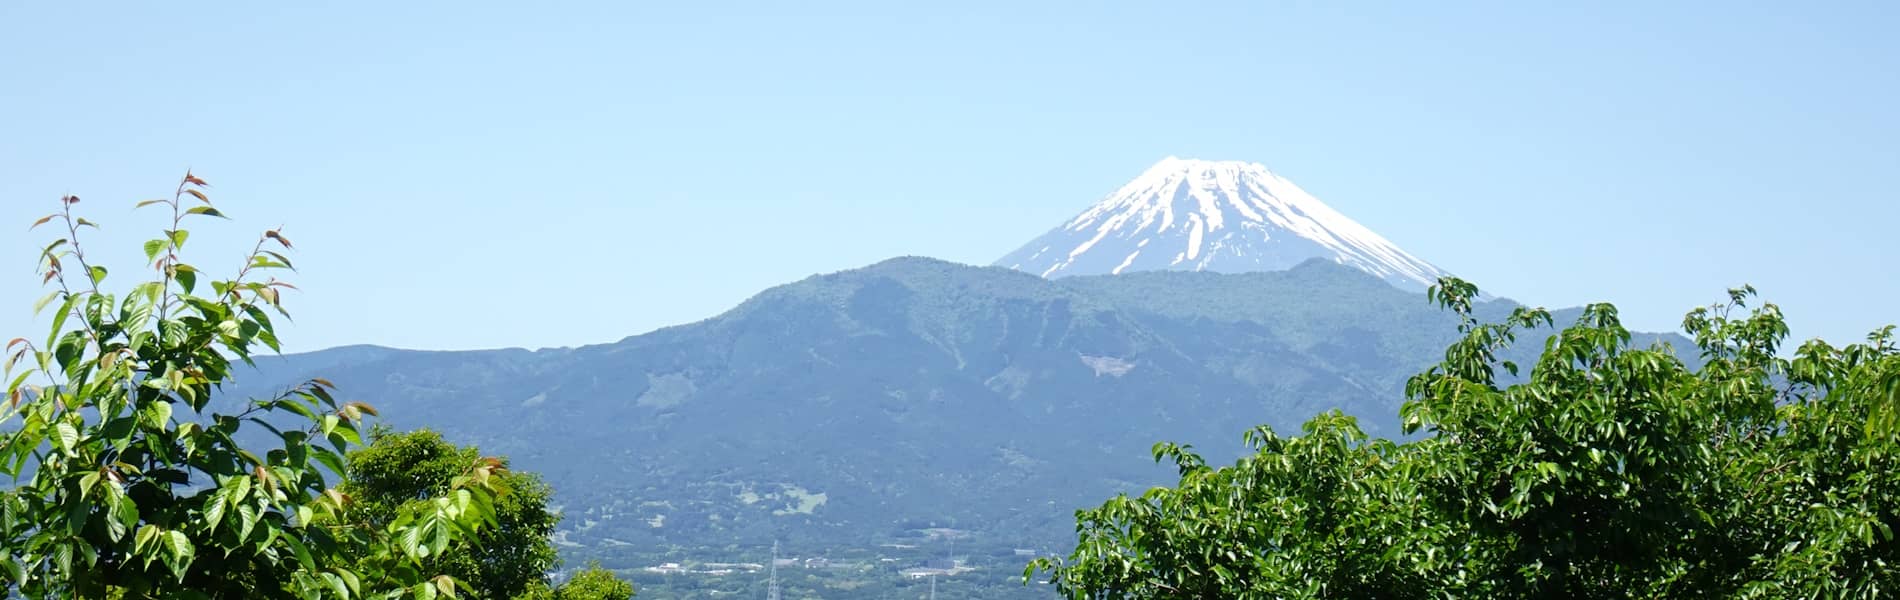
[766,540,781,600]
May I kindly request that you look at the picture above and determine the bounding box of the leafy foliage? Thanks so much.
[344,427,570,600]
[1,176,506,599]
[519,562,634,600]
[1032,278,1900,598]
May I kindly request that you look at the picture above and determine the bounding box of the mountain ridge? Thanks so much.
[226,258,1687,572]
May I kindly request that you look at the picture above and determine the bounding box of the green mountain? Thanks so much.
[229,257,1688,596]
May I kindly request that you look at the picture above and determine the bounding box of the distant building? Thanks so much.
[643,563,686,575]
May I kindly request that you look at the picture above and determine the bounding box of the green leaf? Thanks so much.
[312,447,348,478]
[176,268,198,294]
[400,523,423,559]
[168,229,189,249]
[144,399,174,430]
[88,265,107,285]
[262,250,297,271]
[45,295,75,348]
[107,492,136,541]
[282,534,316,571]
[185,206,226,218]
[53,332,85,372]
[204,492,227,534]
[230,472,253,503]
[165,530,192,560]
[32,290,60,314]
[165,529,194,576]
[321,572,350,599]
[75,543,97,573]
[336,569,361,595]
[427,520,451,557]
[132,280,164,306]
[65,498,89,535]
[52,337,83,375]
[143,239,168,262]
[237,503,259,542]
[6,370,33,397]
[99,415,137,444]
[331,423,362,446]
[54,422,79,454]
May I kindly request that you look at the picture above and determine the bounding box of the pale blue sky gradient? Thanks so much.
[3,2,1896,352]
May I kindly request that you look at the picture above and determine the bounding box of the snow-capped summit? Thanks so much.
[995,157,1451,290]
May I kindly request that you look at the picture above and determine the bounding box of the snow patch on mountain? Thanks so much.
[996,157,1451,290]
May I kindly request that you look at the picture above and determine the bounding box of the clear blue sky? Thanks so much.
[3,2,1896,353]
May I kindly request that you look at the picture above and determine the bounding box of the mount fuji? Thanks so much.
[996,157,1451,291]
